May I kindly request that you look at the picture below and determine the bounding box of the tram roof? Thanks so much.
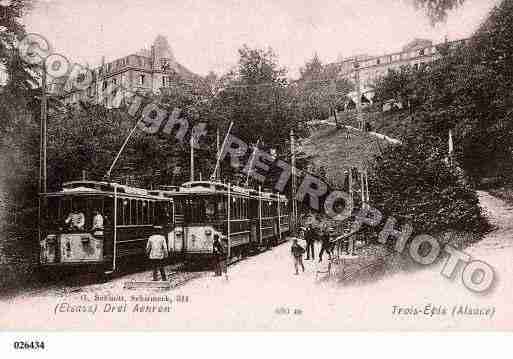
[44,181,173,200]
[179,181,288,201]
[45,180,287,201]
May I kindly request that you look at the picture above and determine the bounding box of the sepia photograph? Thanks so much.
[1,0,512,343]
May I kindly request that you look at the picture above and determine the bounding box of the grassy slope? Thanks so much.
[299,124,390,179]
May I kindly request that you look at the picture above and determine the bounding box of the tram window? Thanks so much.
[130,199,136,225]
[91,198,103,227]
[142,201,148,224]
[156,201,170,225]
[174,200,183,216]
[123,199,130,224]
[44,197,61,229]
[230,197,235,219]
[62,198,72,221]
[116,199,123,225]
[205,198,216,220]
[148,201,154,224]
[217,198,227,219]
[192,198,205,223]
[168,202,173,223]
[137,200,142,225]
[102,199,113,226]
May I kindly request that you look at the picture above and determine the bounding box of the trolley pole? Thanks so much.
[211,121,234,181]
[106,120,140,179]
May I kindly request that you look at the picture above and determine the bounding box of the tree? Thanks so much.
[0,0,41,225]
[296,55,352,123]
[215,46,300,149]
[412,0,466,24]
[370,135,485,235]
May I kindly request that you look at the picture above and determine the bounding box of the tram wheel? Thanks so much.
[98,269,114,283]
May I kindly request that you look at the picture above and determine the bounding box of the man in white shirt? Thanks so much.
[92,210,104,231]
[65,208,85,231]
[146,227,169,281]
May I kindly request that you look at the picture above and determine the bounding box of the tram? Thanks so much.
[39,181,174,274]
[165,181,290,261]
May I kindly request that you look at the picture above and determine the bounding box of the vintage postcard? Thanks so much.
[1,0,512,335]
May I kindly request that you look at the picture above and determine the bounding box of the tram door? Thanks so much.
[168,200,185,253]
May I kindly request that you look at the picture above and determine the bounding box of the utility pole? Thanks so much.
[354,60,364,131]
[216,127,220,180]
[190,133,194,182]
[245,139,260,187]
[360,169,366,210]
[348,168,355,255]
[290,129,297,233]
[40,64,48,194]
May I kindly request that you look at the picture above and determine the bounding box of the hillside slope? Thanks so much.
[299,124,391,179]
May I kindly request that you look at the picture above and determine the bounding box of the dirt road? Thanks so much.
[1,191,512,331]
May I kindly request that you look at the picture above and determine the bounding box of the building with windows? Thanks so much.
[331,37,470,112]
[336,37,469,90]
[56,35,199,108]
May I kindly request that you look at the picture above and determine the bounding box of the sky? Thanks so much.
[23,0,499,78]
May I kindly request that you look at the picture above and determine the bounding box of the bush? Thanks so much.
[369,136,488,235]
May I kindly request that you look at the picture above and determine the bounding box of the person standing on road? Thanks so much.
[319,228,333,263]
[304,225,316,260]
[213,233,225,276]
[291,238,305,275]
[146,226,169,281]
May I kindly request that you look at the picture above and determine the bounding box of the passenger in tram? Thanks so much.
[92,210,104,231]
[146,226,169,281]
[64,205,85,231]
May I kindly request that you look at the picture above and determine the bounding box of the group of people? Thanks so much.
[64,207,104,232]
[290,225,336,275]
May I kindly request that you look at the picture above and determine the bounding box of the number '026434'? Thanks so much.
[13,341,46,350]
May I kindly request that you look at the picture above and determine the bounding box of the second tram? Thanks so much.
[165,181,290,261]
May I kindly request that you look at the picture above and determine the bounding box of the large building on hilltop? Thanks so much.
[333,37,470,106]
[54,35,199,108]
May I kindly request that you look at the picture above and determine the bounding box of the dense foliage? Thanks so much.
[369,136,486,235]
[373,0,513,184]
